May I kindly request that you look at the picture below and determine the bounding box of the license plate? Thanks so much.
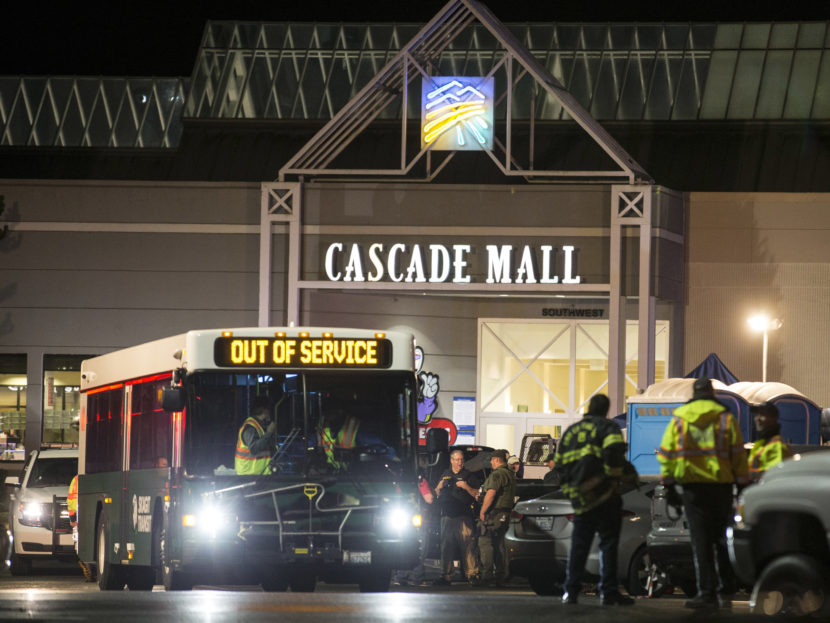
[343,550,371,565]
[532,516,553,531]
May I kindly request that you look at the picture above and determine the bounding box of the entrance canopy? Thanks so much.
[279,0,651,184]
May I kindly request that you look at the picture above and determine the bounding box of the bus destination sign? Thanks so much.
[213,337,392,369]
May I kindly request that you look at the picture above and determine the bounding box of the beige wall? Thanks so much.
[686,193,830,407]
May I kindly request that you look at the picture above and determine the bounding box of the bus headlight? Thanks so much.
[378,505,420,535]
[182,505,235,538]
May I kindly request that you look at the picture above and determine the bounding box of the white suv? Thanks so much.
[6,448,78,575]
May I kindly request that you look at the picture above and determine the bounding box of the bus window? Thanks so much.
[130,378,173,470]
[86,387,123,474]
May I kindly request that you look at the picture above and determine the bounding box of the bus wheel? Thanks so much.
[159,528,193,591]
[358,565,391,593]
[126,566,155,591]
[97,519,125,590]
[261,569,289,592]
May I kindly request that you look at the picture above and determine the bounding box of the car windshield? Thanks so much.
[184,370,417,482]
[27,457,76,488]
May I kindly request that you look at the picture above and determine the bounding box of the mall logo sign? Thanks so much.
[421,77,494,151]
[323,242,581,285]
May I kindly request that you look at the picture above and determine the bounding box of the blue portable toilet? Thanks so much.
[729,382,821,445]
[626,378,752,476]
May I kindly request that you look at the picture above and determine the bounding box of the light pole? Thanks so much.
[747,315,782,383]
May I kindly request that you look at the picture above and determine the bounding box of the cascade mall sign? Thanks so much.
[323,242,582,285]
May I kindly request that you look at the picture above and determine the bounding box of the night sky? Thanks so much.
[2,0,828,77]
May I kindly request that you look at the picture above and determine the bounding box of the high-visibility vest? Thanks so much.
[657,399,749,485]
[235,417,272,475]
[67,475,78,514]
[748,434,792,480]
[319,416,360,468]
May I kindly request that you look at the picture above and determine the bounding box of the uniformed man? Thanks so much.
[657,377,748,610]
[234,401,276,475]
[477,449,516,586]
[748,401,792,481]
[555,393,635,606]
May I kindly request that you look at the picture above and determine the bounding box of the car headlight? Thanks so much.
[18,502,46,527]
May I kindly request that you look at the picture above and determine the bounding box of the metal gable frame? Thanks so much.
[278,0,652,184]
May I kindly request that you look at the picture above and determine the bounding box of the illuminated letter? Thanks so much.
[300,341,312,364]
[285,340,297,364]
[452,245,471,284]
[387,244,405,282]
[562,245,581,284]
[367,341,377,364]
[256,340,268,363]
[322,340,334,364]
[354,341,367,364]
[273,341,285,364]
[405,244,427,283]
[231,340,244,364]
[429,245,451,283]
[540,245,559,284]
[515,245,537,284]
[325,243,343,281]
[486,245,513,284]
[344,244,365,282]
[368,243,384,282]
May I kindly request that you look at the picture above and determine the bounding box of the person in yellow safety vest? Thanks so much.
[748,401,792,481]
[657,377,749,611]
[235,401,276,475]
[318,407,360,470]
[67,474,95,582]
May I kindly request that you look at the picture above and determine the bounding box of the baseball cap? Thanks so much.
[490,449,509,463]
[507,455,519,465]
[750,401,779,418]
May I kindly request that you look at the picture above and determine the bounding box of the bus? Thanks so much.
[76,327,422,592]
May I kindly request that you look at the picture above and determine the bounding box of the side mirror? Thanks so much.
[425,428,449,455]
[4,475,20,488]
[162,387,186,412]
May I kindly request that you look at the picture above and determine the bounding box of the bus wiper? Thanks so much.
[270,426,301,472]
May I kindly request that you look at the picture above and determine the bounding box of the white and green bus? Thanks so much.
[77,327,422,592]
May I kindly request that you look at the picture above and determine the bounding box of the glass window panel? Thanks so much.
[664,25,692,50]
[671,53,709,119]
[713,24,743,49]
[527,25,554,50]
[484,423,516,455]
[581,25,609,50]
[700,50,737,118]
[688,24,718,50]
[608,25,634,50]
[261,24,288,49]
[0,354,27,459]
[42,355,90,448]
[644,52,676,120]
[552,25,579,50]
[236,23,262,49]
[810,51,830,117]
[728,51,764,118]
[85,96,112,146]
[591,52,624,119]
[245,55,278,118]
[568,51,600,110]
[130,378,173,470]
[86,387,123,474]
[797,23,826,48]
[138,93,162,146]
[770,23,798,49]
[618,53,654,119]
[287,25,315,50]
[742,24,771,49]
[756,50,793,118]
[784,50,821,119]
[632,25,663,50]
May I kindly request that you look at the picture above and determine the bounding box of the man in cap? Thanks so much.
[555,393,636,606]
[507,454,523,478]
[748,402,792,481]
[657,377,748,610]
[477,449,516,586]
[542,451,560,485]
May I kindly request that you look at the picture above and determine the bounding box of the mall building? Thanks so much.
[2,1,830,456]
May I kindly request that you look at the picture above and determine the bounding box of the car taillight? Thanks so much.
[510,510,524,523]
[565,513,574,521]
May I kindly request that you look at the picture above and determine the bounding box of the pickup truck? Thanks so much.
[727,447,830,616]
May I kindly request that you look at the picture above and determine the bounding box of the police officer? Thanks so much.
[657,377,748,610]
[235,401,276,475]
[477,449,516,586]
[555,394,635,606]
[748,401,792,481]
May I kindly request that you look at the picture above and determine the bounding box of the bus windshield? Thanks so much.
[184,371,417,482]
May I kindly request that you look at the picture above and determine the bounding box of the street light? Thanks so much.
[747,315,783,383]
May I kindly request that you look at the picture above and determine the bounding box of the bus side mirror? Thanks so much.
[426,428,449,454]
[162,387,186,412]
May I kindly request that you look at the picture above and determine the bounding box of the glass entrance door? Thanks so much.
[477,318,668,451]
